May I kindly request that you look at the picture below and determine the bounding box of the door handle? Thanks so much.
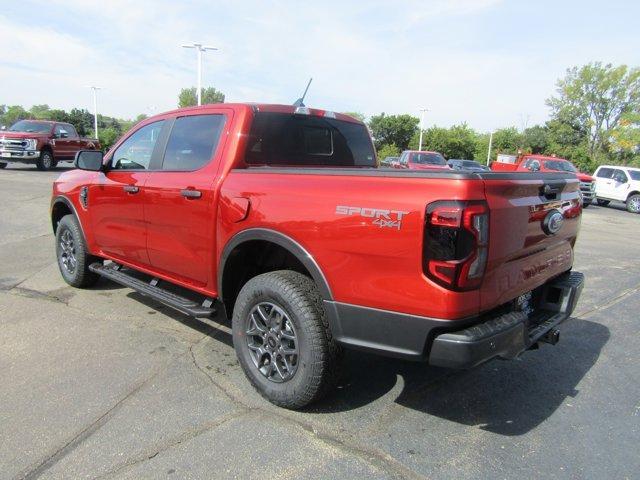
[123,185,139,194]
[181,189,202,199]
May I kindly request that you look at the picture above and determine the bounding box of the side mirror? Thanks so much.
[529,163,540,172]
[75,150,104,171]
[59,130,69,138]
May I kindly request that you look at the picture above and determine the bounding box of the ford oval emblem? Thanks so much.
[543,210,564,235]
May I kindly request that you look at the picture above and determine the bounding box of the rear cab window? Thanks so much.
[245,112,375,167]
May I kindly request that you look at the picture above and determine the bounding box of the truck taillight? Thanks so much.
[423,201,489,291]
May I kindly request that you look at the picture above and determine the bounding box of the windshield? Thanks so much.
[411,152,446,165]
[543,160,576,173]
[9,120,51,133]
[629,170,640,181]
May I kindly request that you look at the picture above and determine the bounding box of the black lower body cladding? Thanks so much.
[324,271,584,368]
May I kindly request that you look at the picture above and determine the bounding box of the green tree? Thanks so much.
[377,143,401,162]
[368,113,419,150]
[409,123,478,159]
[547,62,640,163]
[610,112,640,166]
[30,104,52,119]
[178,87,225,107]
[98,127,121,151]
[1,105,31,126]
[523,125,549,154]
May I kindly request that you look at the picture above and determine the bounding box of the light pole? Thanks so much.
[418,108,428,151]
[486,130,494,165]
[181,43,218,106]
[85,86,102,139]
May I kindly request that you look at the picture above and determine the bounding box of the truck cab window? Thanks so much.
[162,115,225,171]
[54,125,69,138]
[245,112,375,167]
[63,124,78,138]
[110,121,164,170]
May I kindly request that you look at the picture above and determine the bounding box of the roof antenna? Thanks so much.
[293,77,313,107]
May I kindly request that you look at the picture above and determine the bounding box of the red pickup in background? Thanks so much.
[491,153,595,206]
[0,120,99,171]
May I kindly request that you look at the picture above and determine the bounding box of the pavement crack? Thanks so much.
[10,286,70,305]
[90,410,248,480]
[189,339,425,480]
[574,281,640,318]
[14,370,162,480]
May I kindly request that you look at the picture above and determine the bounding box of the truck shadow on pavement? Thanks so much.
[90,275,608,437]
[315,318,609,436]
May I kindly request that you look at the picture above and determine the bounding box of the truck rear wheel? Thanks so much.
[232,270,340,409]
[627,194,640,214]
[55,214,101,288]
[36,151,54,171]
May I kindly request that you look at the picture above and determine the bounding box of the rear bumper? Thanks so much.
[324,271,584,365]
[429,271,584,368]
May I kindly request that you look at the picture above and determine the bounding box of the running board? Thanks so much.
[89,263,216,318]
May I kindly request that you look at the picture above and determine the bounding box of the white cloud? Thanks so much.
[0,1,637,131]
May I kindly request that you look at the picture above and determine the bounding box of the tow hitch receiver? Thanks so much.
[540,328,560,345]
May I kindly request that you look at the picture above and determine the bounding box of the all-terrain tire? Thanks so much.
[596,199,610,207]
[55,214,101,288]
[626,194,640,214]
[232,270,341,409]
[36,150,54,171]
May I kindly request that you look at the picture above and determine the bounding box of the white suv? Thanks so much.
[593,165,640,214]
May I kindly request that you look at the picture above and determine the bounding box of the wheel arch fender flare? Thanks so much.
[51,195,88,242]
[218,228,333,302]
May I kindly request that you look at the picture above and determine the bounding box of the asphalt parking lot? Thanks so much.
[1,164,639,480]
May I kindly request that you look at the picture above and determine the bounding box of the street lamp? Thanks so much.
[85,86,102,139]
[486,130,494,165]
[181,43,218,106]
[418,108,428,151]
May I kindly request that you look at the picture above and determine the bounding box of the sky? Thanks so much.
[1,0,638,131]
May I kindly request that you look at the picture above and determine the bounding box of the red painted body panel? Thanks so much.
[52,103,582,322]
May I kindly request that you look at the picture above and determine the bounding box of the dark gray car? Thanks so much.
[448,159,490,172]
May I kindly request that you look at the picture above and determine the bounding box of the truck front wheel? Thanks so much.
[36,151,54,171]
[232,270,340,409]
[627,194,640,214]
[55,214,101,288]
[0,162,7,169]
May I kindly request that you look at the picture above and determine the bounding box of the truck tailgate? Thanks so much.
[479,172,581,311]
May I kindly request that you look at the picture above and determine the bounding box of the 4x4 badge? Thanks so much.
[335,205,409,230]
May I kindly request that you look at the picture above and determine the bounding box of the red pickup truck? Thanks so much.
[51,104,584,408]
[491,154,595,206]
[0,120,99,171]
